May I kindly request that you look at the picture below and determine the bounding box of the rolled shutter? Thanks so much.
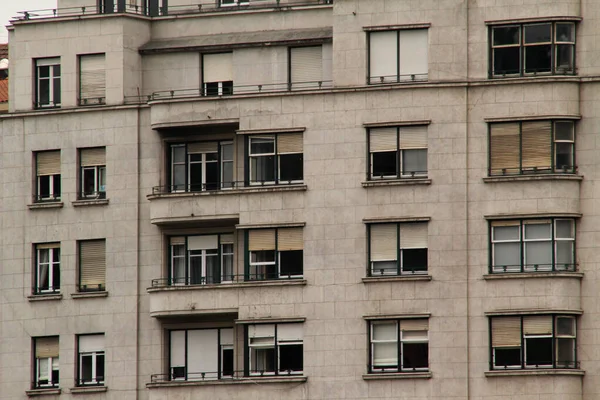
[188,142,218,154]
[248,229,276,251]
[521,121,551,170]
[369,31,398,82]
[399,126,427,149]
[170,331,185,367]
[277,134,303,154]
[220,234,234,244]
[370,224,398,261]
[523,315,553,335]
[79,54,105,103]
[370,128,397,152]
[401,319,429,331]
[79,334,105,353]
[170,237,185,246]
[37,151,60,176]
[277,324,303,341]
[203,53,233,83]
[248,324,275,338]
[37,243,59,250]
[290,46,323,84]
[491,220,520,228]
[400,223,428,249]
[220,328,234,346]
[491,317,521,347]
[36,337,59,358]
[399,29,428,79]
[80,148,106,167]
[277,228,303,251]
[79,240,106,289]
[187,235,218,251]
[490,123,520,174]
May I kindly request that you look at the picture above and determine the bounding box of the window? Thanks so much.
[491,22,575,77]
[368,126,427,179]
[169,141,233,192]
[368,319,429,373]
[203,53,233,96]
[35,151,61,202]
[247,134,303,185]
[169,328,234,381]
[246,228,303,280]
[246,323,303,376]
[368,29,428,84]
[80,148,106,199]
[79,54,106,106]
[169,234,234,285]
[489,120,575,175]
[368,222,428,276]
[34,243,60,294]
[289,46,323,90]
[220,0,249,6]
[78,240,106,292]
[33,337,59,388]
[490,218,575,273]
[490,315,577,370]
[35,58,61,108]
[77,334,105,386]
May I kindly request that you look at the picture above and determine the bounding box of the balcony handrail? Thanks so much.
[15,0,333,21]
[151,273,303,287]
[151,180,303,195]
[490,263,577,273]
[489,165,577,176]
[368,73,429,84]
[150,368,301,383]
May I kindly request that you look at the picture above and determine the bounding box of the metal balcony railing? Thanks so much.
[368,73,429,85]
[493,360,580,370]
[490,263,577,274]
[150,368,302,383]
[489,165,577,176]
[151,273,303,287]
[151,180,303,195]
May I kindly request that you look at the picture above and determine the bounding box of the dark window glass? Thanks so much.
[205,82,219,96]
[556,143,573,170]
[402,248,428,273]
[251,155,275,183]
[39,176,50,199]
[372,151,397,177]
[39,80,50,106]
[279,153,303,182]
[205,161,219,191]
[251,140,275,154]
[280,250,303,277]
[402,149,427,175]
[96,354,105,381]
[172,366,185,379]
[189,252,204,285]
[279,344,303,372]
[494,47,521,75]
[53,77,61,104]
[493,26,520,45]
[53,175,61,197]
[403,342,428,370]
[222,81,233,95]
[53,262,61,290]
[83,169,96,195]
[39,66,50,78]
[189,163,203,192]
[81,355,93,382]
[525,45,552,73]
[494,347,521,367]
[51,369,59,385]
[524,24,551,43]
[525,337,553,366]
[222,349,234,376]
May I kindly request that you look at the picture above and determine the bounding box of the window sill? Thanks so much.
[362,178,431,188]
[69,386,108,394]
[71,291,109,299]
[27,202,64,210]
[147,184,307,199]
[362,372,431,380]
[483,174,583,183]
[146,376,307,389]
[28,293,63,301]
[485,369,584,377]
[362,275,432,283]
[148,279,306,293]
[72,199,109,207]
[483,272,584,280]
[26,388,61,397]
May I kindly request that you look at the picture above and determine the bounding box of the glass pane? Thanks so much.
[493,242,521,269]
[172,146,185,163]
[555,143,574,170]
[99,167,106,192]
[371,260,397,275]
[205,82,219,96]
[205,254,219,284]
[53,175,61,197]
[279,153,303,182]
[493,225,520,241]
[525,45,552,73]
[250,138,275,154]
[494,47,520,75]
[251,250,276,263]
[280,250,303,277]
[555,122,574,141]
[53,65,61,76]
[251,347,275,373]
[221,143,233,161]
[81,355,93,382]
[205,162,219,191]
[373,342,398,367]
[205,152,218,162]
[402,149,427,175]
[189,253,204,285]
[556,317,575,336]
[556,241,574,268]
[221,161,234,188]
[53,262,60,290]
[38,66,50,78]
[556,220,574,238]
[53,78,61,104]
[373,322,396,340]
[524,223,551,239]
[279,344,303,372]
[250,155,275,183]
[172,164,186,190]
[524,24,552,43]
[189,163,203,192]
[372,151,397,177]
[39,176,50,198]
[402,342,428,370]
[83,168,96,195]
[525,241,552,268]
[39,79,50,105]
[493,26,520,46]
[402,248,428,273]
[494,347,521,368]
[96,354,104,381]
[557,338,575,367]
[556,23,575,42]
[222,253,234,281]
[556,45,574,71]
[525,337,553,366]
[222,348,234,376]
[38,358,49,380]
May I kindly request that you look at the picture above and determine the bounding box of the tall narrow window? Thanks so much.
[77,334,105,386]
[35,243,60,294]
[34,336,59,388]
[247,323,303,376]
[79,240,106,292]
[368,29,428,84]
[169,141,233,192]
[203,53,233,96]
[289,46,323,90]
[369,222,428,276]
[35,58,61,108]
[80,147,106,199]
[35,150,61,202]
[247,228,303,280]
[369,319,429,373]
[79,54,106,105]
[369,126,428,179]
[248,134,303,185]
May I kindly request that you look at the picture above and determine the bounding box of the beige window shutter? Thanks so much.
[400,223,428,249]
[36,337,59,358]
[370,224,398,261]
[203,53,233,83]
[521,121,551,169]
[187,235,218,251]
[80,54,106,102]
[370,128,397,152]
[248,229,276,251]
[80,147,106,167]
[523,315,553,335]
[399,126,428,149]
[170,236,185,246]
[290,46,323,84]
[37,151,61,176]
[220,234,234,244]
[79,240,106,288]
[491,220,520,228]
[490,123,520,173]
[401,319,429,331]
[187,142,218,154]
[277,228,303,251]
[491,317,521,347]
[277,134,303,154]
[37,242,60,250]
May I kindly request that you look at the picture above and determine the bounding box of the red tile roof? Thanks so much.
[0,79,8,103]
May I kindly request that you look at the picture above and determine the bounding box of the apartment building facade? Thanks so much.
[0,0,597,399]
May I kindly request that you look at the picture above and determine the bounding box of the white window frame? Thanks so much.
[370,321,398,372]
[81,165,106,198]
[247,323,303,376]
[221,243,234,282]
[249,136,276,185]
[249,250,277,280]
[248,335,276,376]
[170,235,234,285]
[36,247,60,293]
[400,329,429,372]
[171,145,186,192]
[220,141,234,189]
[188,248,219,285]
[36,356,59,387]
[555,316,576,368]
[491,223,522,273]
[37,175,60,201]
[277,148,304,184]
[188,151,218,191]
[78,351,104,385]
[219,0,249,7]
[523,332,553,368]
[36,58,61,108]
[523,222,553,272]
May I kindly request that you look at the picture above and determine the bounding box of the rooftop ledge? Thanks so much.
[485,369,584,377]
[147,184,307,199]
[146,376,307,389]
[148,279,306,292]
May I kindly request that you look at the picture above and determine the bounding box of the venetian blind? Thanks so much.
[277,228,303,251]
[491,317,521,347]
[399,126,428,149]
[37,151,60,176]
[370,224,398,261]
[187,142,218,154]
[203,53,233,83]
[79,240,106,289]
[399,29,429,80]
[521,121,551,169]
[401,319,429,331]
[369,31,397,82]
[80,147,106,167]
[523,315,553,335]
[79,334,105,353]
[490,123,520,173]
[290,46,323,85]
[36,337,59,358]
[370,128,397,152]
[79,54,106,103]
[248,229,276,251]
[277,323,304,341]
[400,223,428,249]
[277,134,303,154]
